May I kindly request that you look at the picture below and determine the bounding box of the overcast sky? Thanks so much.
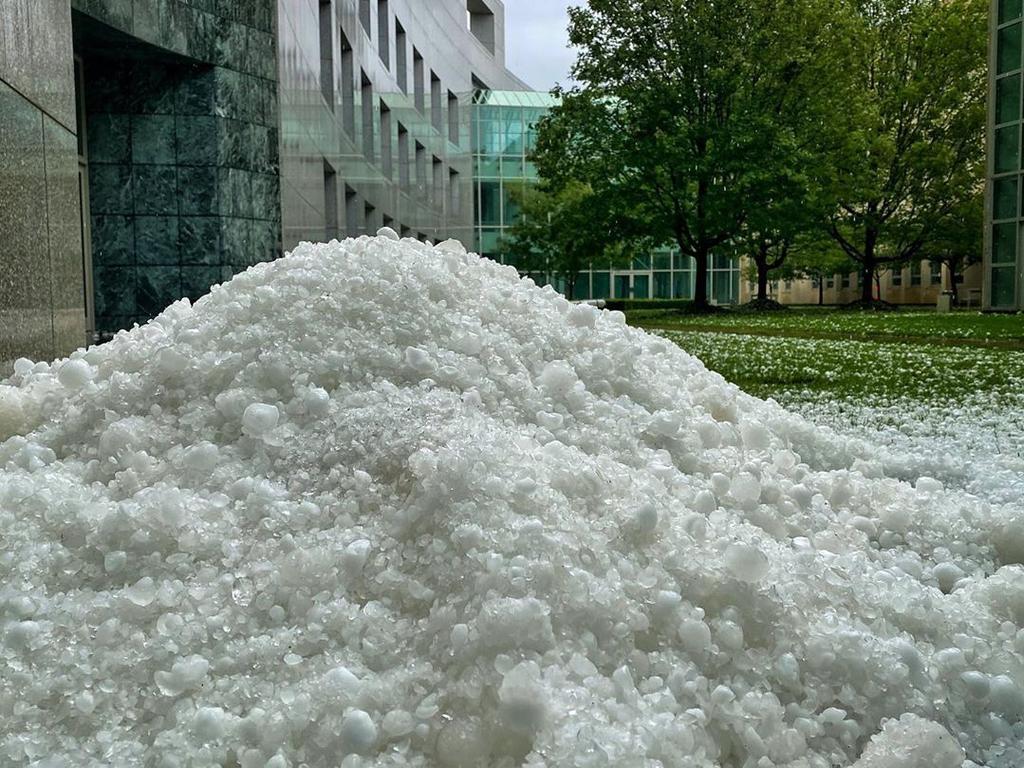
[503,1,582,91]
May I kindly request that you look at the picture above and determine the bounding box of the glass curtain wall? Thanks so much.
[992,0,1024,308]
[471,90,740,303]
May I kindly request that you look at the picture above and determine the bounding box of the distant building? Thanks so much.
[988,0,1024,310]
[748,260,984,307]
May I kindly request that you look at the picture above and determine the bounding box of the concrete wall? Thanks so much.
[0,0,84,371]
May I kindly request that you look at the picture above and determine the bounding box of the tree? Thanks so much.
[533,0,858,311]
[827,0,987,306]
[499,181,637,299]
[777,238,856,305]
[918,184,984,304]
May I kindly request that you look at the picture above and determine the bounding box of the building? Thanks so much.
[989,0,1024,310]
[0,0,526,371]
[469,89,741,304]
[756,260,984,307]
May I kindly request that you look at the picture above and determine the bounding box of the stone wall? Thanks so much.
[73,0,281,336]
[0,0,85,370]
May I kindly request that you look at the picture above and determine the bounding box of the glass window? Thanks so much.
[633,275,650,299]
[910,261,922,286]
[502,184,523,224]
[654,271,672,298]
[475,156,500,179]
[572,278,590,301]
[711,270,736,304]
[1001,0,1023,24]
[591,271,610,299]
[712,253,733,269]
[999,23,1023,75]
[891,269,903,287]
[501,155,525,178]
[477,118,503,155]
[632,255,652,270]
[930,261,942,284]
[996,125,1021,173]
[673,270,693,299]
[614,274,631,298]
[993,222,1017,264]
[503,109,524,154]
[477,181,501,225]
[523,162,539,180]
[992,265,1018,307]
[996,176,1019,220]
[479,227,502,253]
[997,75,1022,125]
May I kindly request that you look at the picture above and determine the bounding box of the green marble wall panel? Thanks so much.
[73,0,281,336]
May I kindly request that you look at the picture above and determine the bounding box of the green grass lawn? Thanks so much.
[656,329,1024,403]
[629,308,1024,348]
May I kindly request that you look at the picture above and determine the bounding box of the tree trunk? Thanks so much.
[946,257,960,305]
[818,277,824,306]
[694,247,710,310]
[756,261,769,302]
[861,228,878,304]
[565,274,577,301]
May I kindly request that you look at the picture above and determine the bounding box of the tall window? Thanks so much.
[323,160,338,240]
[448,91,459,145]
[340,29,355,135]
[398,123,410,187]
[466,0,496,53]
[364,202,376,234]
[361,72,374,162]
[345,185,358,235]
[930,260,942,285]
[377,0,389,67]
[319,1,334,109]
[380,101,392,179]
[910,260,922,286]
[891,267,903,287]
[433,157,443,208]
[430,72,443,132]
[449,169,461,215]
[395,21,408,93]
[413,49,425,112]
[415,141,427,199]
[359,0,371,36]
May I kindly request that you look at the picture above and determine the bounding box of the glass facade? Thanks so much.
[989,0,1024,309]
[470,90,741,303]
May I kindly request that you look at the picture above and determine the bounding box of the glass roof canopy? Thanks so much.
[471,89,561,108]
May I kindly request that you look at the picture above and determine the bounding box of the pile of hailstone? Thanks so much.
[3,231,1024,768]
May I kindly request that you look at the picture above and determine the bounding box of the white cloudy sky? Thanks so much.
[503,0,582,90]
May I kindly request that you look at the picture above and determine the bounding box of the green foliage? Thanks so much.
[498,181,638,297]
[659,328,1024,402]
[827,0,988,300]
[918,185,984,300]
[534,0,860,310]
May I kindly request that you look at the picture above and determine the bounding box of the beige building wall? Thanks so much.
[740,259,984,307]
